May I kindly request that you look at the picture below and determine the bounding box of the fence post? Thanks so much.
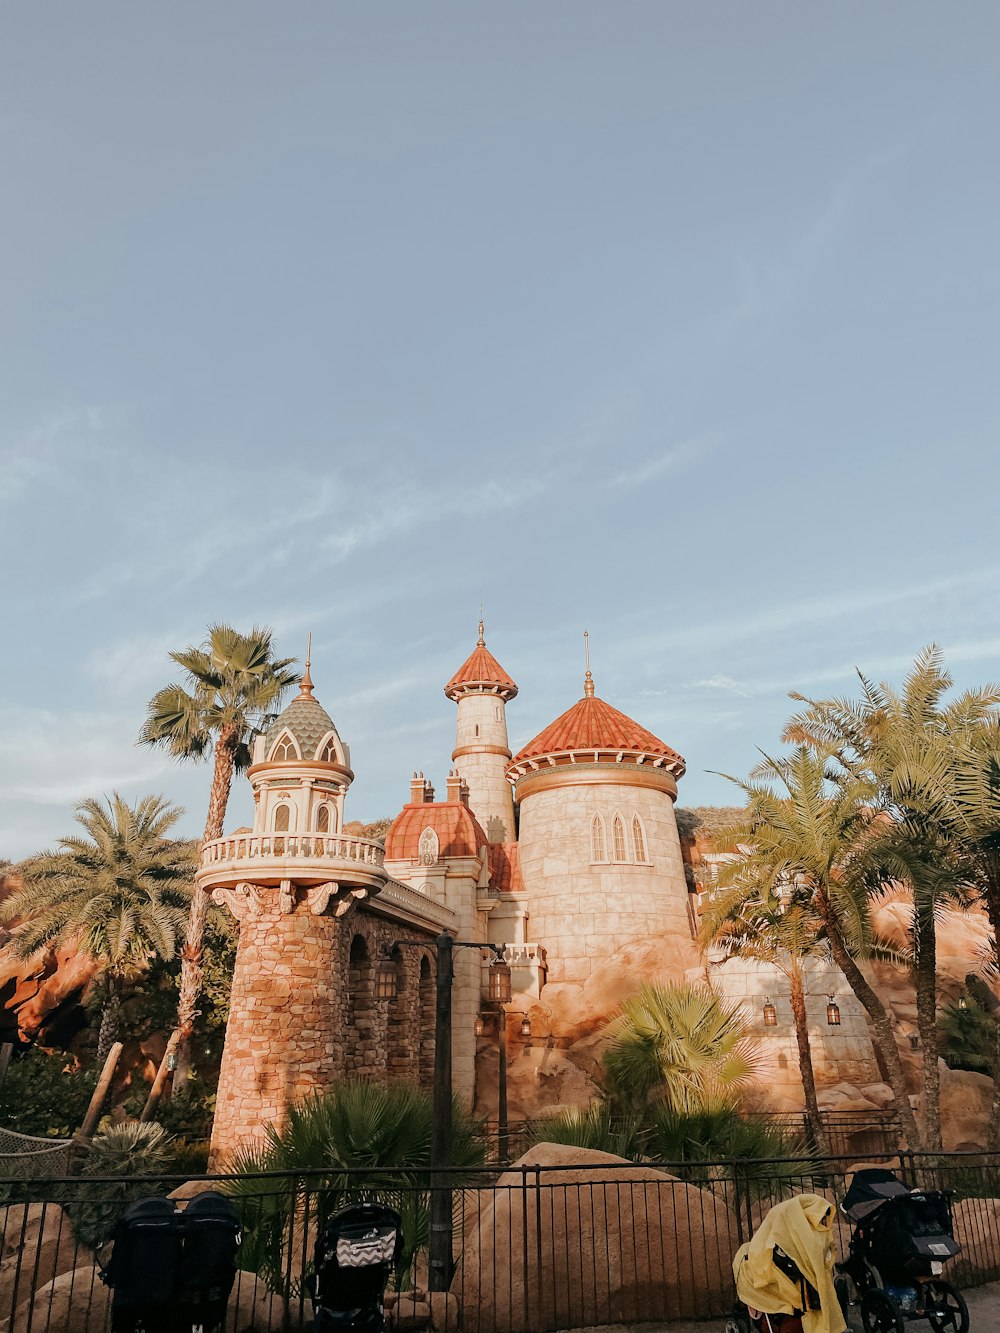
[731,1159,744,1247]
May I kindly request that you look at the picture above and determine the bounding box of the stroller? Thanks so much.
[835,1168,968,1333]
[101,1192,241,1332]
[727,1193,846,1333]
[311,1202,404,1332]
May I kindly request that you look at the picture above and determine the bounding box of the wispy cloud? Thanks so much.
[0,406,111,505]
[610,433,717,491]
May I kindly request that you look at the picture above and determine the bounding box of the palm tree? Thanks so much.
[139,624,298,1086]
[699,876,831,1154]
[938,728,1000,1143]
[782,647,1000,1148]
[227,1081,486,1293]
[602,981,765,1114]
[0,795,194,1059]
[717,746,922,1149]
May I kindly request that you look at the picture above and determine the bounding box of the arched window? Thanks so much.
[269,732,299,762]
[632,814,648,864]
[418,827,439,865]
[316,805,330,834]
[591,815,606,863]
[273,804,290,832]
[318,738,339,763]
[612,813,628,863]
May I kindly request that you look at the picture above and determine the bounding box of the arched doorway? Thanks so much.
[345,934,374,1077]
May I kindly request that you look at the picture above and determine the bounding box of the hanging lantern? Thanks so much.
[375,957,398,1001]
[488,957,512,1004]
[474,1015,485,1038]
[519,1015,532,1039]
[762,997,778,1027]
[958,997,968,1011]
[826,995,841,1026]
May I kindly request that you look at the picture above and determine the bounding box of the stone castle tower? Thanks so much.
[200,658,393,1162]
[444,620,518,844]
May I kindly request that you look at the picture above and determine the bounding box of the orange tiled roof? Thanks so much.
[444,623,518,700]
[487,842,524,894]
[509,693,685,774]
[384,801,488,862]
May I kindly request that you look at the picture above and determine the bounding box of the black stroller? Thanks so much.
[835,1169,968,1333]
[101,1192,241,1332]
[311,1202,404,1332]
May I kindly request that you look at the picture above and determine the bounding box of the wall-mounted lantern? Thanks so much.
[474,1014,485,1038]
[519,1015,532,1039]
[375,957,398,1000]
[762,997,778,1027]
[826,996,841,1026]
[488,957,512,1004]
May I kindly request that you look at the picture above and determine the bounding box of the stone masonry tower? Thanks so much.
[444,621,518,844]
[199,657,388,1164]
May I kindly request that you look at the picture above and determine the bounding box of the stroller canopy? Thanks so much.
[733,1194,845,1333]
[842,1169,912,1222]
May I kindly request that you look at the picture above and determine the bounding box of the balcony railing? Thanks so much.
[200,832,386,868]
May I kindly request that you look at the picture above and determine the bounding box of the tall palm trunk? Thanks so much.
[788,966,828,1154]
[146,729,240,1112]
[816,890,922,1149]
[913,900,941,1150]
[977,866,1000,1149]
[172,730,238,1088]
[96,976,122,1064]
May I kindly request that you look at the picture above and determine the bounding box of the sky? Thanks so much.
[1,4,999,858]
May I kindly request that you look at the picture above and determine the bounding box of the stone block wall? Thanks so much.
[210,892,437,1165]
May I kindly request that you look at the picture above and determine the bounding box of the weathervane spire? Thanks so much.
[477,607,485,647]
[300,632,315,697]
[584,629,595,697]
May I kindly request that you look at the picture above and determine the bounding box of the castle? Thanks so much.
[203,624,882,1162]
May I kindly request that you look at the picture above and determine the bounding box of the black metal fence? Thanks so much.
[1,1151,1000,1331]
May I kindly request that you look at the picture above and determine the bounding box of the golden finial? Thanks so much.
[300,632,315,697]
[584,629,595,697]
[477,610,485,647]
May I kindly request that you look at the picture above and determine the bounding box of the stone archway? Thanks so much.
[418,954,435,1090]
[345,933,375,1077]
[386,946,414,1079]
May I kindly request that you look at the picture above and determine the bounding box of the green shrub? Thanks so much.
[227,1081,487,1294]
[526,1104,645,1159]
[0,1049,97,1138]
[69,1123,177,1248]
[645,1100,813,1203]
[939,996,994,1075]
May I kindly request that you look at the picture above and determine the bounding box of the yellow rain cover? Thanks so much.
[732,1194,845,1333]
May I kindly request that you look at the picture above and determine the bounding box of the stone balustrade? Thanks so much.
[201,831,386,868]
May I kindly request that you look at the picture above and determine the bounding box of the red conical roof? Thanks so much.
[444,621,518,700]
[508,687,684,777]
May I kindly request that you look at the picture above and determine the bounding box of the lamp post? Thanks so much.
[377,931,509,1293]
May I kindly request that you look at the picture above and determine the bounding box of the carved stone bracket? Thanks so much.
[211,879,373,921]
[211,881,270,921]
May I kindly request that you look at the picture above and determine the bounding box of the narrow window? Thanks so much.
[591,815,606,863]
[612,814,627,863]
[474,724,479,737]
[273,804,290,832]
[316,805,330,834]
[319,740,338,763]
[496,707,501,720]
[632,814,647,864]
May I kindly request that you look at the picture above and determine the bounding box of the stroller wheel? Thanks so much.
[923,1280,969,1333]
[860,1289,904,1333]
[723,1318,752,1333]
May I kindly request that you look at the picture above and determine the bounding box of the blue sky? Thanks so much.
[2,4,999,857]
